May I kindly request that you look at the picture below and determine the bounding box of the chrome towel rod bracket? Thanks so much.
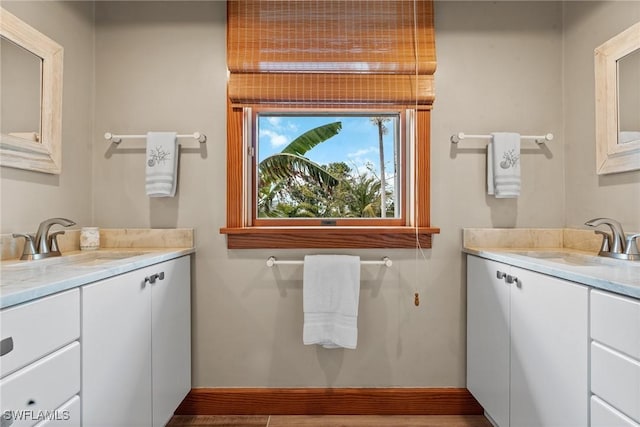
[104,132,207,144]
[266,256,392,267]
[450,132,553,145]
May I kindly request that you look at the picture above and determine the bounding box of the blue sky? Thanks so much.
[257,114,397,177]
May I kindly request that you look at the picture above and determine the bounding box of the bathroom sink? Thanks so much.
[506,250,629,267]
[1,250,152,270]
[68,251,151,267]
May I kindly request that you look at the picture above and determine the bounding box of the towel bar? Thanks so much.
[104,132,207,144]
[266,256,392,267]
[450,132,553,145]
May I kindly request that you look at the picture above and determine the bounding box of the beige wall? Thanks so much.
[1,1,635,389]
[92,1,564,387]
[563,1,640,232]
[0,1,94,233]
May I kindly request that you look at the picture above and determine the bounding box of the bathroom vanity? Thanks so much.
[82,255,191,427]
[464,228,640,427]
[0,239,193,427]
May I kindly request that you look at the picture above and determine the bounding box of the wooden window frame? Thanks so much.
[220,102,439,249]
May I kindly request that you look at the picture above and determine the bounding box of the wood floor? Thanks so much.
[166,415,493,427]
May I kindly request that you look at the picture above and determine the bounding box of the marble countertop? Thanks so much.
[0,248,194,309]
[464,247,640,299]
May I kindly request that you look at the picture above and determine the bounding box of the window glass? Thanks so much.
[256,112,402,220]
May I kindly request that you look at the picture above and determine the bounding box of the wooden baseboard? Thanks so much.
[175,388,483,416]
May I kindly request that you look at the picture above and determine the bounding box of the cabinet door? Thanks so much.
[467,255,510,427]
[82,268,152,427]
[151,256,191,427]
[510,267,588,427]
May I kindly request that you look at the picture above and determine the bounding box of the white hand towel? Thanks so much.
[303,255,360,349]
[145,132,178,197]
[487,132,521,198]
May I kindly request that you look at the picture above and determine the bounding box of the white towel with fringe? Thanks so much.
[145,132,178,197]
[488,132,521,198]
[303,255,360,349]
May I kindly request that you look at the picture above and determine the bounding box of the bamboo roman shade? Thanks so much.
[227,0,436,107]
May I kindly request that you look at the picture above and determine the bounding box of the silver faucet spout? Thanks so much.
[34,217,76,254]
[585,217,626,254]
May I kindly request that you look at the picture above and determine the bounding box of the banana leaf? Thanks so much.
[280,122,342,156]
[259,153,340,188]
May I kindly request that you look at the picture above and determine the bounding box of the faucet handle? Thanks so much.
[624,233,640,256]
[594,230,611,254]
[48,231,65,254]
[12,233,37,260]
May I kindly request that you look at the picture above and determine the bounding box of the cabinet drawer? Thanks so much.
[591,342,640,423]
[0,342,80,427]
[592,396,640,427]
[33,395,80,427]
[591,290,640,359]
[1,289,80,378]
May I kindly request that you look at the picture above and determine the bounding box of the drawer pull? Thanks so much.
[144,272,165,285]
[497,270,507,280]
[505,275,521,287]
[0,337,14,357]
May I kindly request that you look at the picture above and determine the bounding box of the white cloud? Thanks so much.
[347,147,378,158]
[267,117,282,127]
[259,129,289,148]
[286,122,299,133]
[265,116,299,134]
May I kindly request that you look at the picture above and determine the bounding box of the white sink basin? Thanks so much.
[68,251,151,267]
[508,250,638,268]
[1,250,152,270]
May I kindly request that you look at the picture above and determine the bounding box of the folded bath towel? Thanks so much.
[488,132,521,198]
[145,132,178,197]
[303,255,360,349]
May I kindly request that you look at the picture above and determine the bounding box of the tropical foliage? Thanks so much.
[257,120,395,219]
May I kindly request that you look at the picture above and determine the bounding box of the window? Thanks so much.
[220,0,439,249]
[254,110,404,225]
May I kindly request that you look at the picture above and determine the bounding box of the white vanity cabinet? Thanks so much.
[466,255,589,427]
[467,256,509,427]
[590,290,640,427]
[0,289,81,427]
[81,256,191,427]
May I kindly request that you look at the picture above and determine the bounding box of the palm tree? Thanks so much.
[258,122,342,217]
[370,117,391,218]
[344,172,382,217]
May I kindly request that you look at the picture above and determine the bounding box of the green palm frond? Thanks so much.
[280,122,342,156]
[259,153,340,188]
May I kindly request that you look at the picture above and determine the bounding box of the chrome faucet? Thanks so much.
[585,217,640,261]
[12,217,76,260]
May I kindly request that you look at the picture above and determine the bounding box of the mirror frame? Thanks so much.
[595,21,640,175]
[0,8,63,174]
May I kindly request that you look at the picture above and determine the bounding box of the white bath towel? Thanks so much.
[303,255,360,349]
[145,132,178,197]
[487,132,521,198]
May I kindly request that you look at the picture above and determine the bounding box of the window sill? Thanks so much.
[220,226,440,249]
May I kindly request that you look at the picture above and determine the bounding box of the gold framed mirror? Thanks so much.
[595,21,640,175]
[0,8,63,174]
